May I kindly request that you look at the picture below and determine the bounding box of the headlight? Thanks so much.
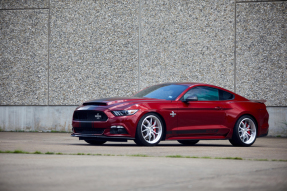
[111,110,138,116]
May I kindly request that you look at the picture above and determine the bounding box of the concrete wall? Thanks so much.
[267,107,287,137]
[0,0,286,135]
[0,106,75,132]
[0,106,286,136]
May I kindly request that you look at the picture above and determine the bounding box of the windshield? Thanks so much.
[133,84,188,100]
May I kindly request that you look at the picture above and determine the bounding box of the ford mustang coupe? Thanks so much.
[71,82,269,147]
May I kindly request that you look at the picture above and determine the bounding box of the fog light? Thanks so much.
[117,128,127,134]
[110,126,128,134]
[111,126,124,129]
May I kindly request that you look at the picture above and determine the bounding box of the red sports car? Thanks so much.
[71,82,269,147]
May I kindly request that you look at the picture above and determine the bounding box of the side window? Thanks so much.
[219,90,234,100]
[183,86,219,101]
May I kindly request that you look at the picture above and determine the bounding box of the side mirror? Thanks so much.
[184,96,198,102]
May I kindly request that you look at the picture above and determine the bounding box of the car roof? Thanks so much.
[158,82,236,94]
[159,82,207,87]
[156,82,248,101]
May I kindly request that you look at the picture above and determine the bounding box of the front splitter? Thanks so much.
[71,134,134,142]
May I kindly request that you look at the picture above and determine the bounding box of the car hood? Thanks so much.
[82,97,164,108]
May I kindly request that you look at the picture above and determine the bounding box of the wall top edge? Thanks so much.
[0,8,49,11]
[236,0,286,3]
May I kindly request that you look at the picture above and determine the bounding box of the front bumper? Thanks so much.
[72,106,142,140]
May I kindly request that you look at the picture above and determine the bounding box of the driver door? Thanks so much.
[176,86,227,137]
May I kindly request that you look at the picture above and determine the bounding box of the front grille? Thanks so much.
[73,110,108,121]
[74,127,105,134]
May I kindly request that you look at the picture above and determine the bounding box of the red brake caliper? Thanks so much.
[246,122,251,135]
[153,122,157,138]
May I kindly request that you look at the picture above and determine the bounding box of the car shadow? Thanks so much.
[68,143,245,147]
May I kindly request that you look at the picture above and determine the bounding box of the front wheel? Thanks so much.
[134,113,164,146]
[229,115,257,147]
[84,140,106,145]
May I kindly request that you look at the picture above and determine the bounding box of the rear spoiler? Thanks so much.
[249,99,267,103]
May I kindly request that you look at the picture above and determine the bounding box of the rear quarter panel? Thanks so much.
[225,101,269,137]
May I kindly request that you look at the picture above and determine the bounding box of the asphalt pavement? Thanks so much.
[0,132,286,191]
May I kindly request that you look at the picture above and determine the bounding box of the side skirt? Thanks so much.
[167,136,228,140]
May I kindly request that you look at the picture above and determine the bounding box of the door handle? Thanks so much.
[214,106,222,110]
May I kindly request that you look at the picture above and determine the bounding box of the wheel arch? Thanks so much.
[235,113,259,133]
[136,111,167,141]
[154,112,167,141]
[229,113,259,146]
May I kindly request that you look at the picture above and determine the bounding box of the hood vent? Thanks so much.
[83,102,107,106]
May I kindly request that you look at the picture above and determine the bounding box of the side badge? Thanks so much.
[170,111,176,117]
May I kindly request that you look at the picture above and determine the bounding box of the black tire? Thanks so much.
[133,139,143,146]
[229,115,257,147]
[178,140,199,146]
[134,113,164,146]
[84,140,106,145]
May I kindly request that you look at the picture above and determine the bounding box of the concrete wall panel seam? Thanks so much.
[138,0,141,92]
[48,0,51,105]
[234,2,237,93]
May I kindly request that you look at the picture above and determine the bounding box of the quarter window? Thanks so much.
[183,86,219,101]
[219,90,234,100]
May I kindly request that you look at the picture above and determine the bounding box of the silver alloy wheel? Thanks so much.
[141,115,163,144]
[238,118,256,144]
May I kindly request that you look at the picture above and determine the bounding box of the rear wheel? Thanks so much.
[84,140,106,145]
[229,115,257,147]
[178,140,199,146]
[134,113,164,146]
